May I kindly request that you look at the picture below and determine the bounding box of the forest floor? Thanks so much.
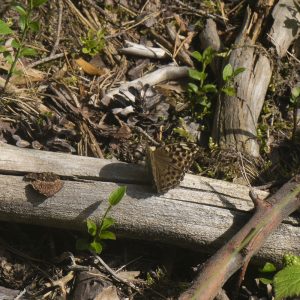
[0,0,300,299]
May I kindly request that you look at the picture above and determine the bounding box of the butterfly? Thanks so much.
[147,142,199,193]
[24,172,64,197]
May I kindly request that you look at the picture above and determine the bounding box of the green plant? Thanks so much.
[188,47,218,120]
[257,123,270,154]
[146,267,166,286]
[188,47,245,120]
[0,0,47,90]
[290,86,300,141]
[76,186,126,254]
[173,117,199,142]
[80,29,105,57]
[258,253,300,299]
[221,63,245,96]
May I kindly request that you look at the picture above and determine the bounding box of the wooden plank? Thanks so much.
[0,142,148,183]
[0,142,298,263]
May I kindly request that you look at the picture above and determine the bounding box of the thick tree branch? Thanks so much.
[179,176,300,300]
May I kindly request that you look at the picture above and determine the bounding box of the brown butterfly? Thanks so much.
[24,172,64,197]
[147,142,199,193]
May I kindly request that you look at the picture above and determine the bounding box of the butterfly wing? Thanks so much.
[148,143,199,193]
[24,172,64,197]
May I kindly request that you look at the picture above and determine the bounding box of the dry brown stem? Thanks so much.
[179,176,300,300]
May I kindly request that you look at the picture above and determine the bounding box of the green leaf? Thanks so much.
[258,277,273,285]
[259,262,277,273]
[292,87,300,98]
[82,47,89,54]
[19,15,27,31]
[108,186,126,206]
[202,47,215,65]
[202,84,217,93]
[86,219,97,236]
[101,217,115,230]
[99,230,116,240]
[28,21,39,32]
[223,64,233,81]
[3,52,13,64]
[199,96,211,108]
[173,127,193,140]
[11,39,21,49]
[233,67,245,77]
[13,5,27,16]
[89,240,103,254]
[258,262,276,285]
[0,45,8,52]
[216,49,231,58]
[222,86,236,96]
[191,51,202,62]
[32,0,48,8]
[20,47,37,57]
[274,265,300,299]
[189,69,206,81]
[0,20,13,35]
[188,82,198,93]
[76,238,89,251]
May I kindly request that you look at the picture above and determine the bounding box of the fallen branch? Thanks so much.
[119,40,168,59]
[101,65,189,105]
[179,177,300,300]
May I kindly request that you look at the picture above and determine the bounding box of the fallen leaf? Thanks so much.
[75,58,107,76]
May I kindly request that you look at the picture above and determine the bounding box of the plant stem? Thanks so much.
[3,4,31,91]
[97,204,112,237]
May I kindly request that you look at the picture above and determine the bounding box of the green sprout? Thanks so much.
[188,47,218,120]
[0,0,47,90]
[76,186,126,254]
[80,29,105,57]
[188,47,245,121]
[221,63,245,96]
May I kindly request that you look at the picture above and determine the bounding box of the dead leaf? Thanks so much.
[0,55,45,85]
[52,63,68,79]
[75,58,107,76]
[174,14,187,32]
[10,67,45,84]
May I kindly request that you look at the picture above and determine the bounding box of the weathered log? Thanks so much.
[211,0,300,157]
[212,6,273,157]
[269,0,300,57]
[0,143,299,263]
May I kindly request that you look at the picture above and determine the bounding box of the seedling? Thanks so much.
[80,29,105,57]
[221,63,245,96]
[76,186,126,254]
[188,47,218,120]
[188,47,245,120]
[0,0,48,90]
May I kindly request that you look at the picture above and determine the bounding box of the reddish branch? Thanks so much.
[180,176,300,300]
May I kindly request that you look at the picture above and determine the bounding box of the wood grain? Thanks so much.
[0,142,299,263]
